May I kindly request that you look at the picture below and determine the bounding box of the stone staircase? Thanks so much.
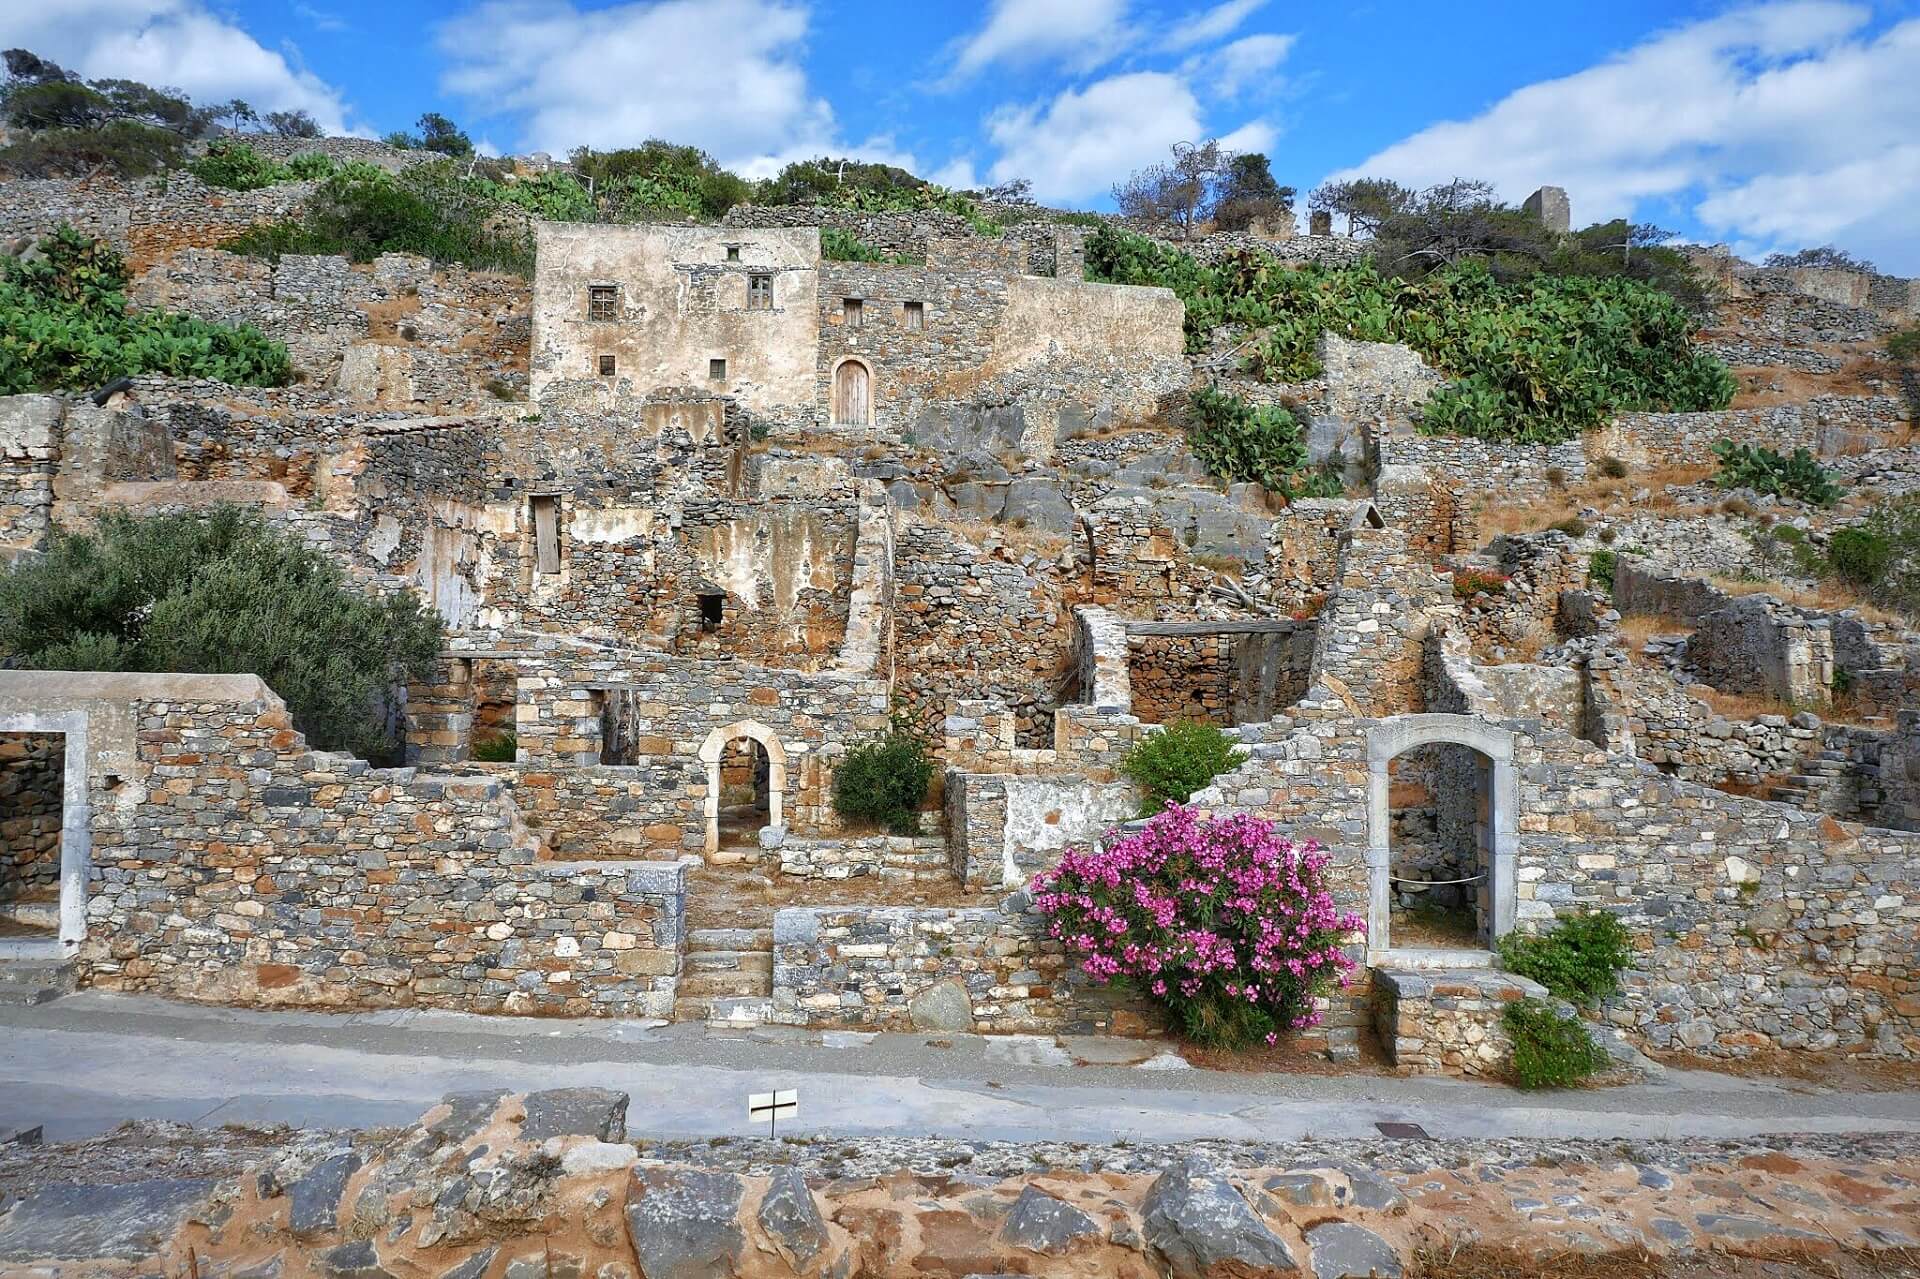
[672,927,774,1026]
[881,836,951,881]
[1769,748,1875,815]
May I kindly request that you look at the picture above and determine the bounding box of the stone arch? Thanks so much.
[699,720,788,855]
[830,357,873,426]
[1365,714,1517,958]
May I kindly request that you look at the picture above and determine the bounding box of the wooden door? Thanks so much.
[833,360,869,425]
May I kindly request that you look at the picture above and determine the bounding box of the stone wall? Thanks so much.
[1612,561,1836,706]
[1193,692,1920,1057]
[0,173,311,268]
[944,771,1137,889]
[0,395,60,550]
[769,902,1160,1033]
[74,679,686,1016]
[0,732,63,902]
[1595,398,1909,469]
[1306,525,1457,717]
[721,203,1072,277]
[1124,624,1315,726]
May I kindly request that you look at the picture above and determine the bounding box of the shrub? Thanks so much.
[831,722,934,835]
[1504,998,1609,1089]
[1828,527,1892,586]
[1032,805,1364,1048]
[1596,455,1629,479]
[1712,439,1841,507]
[1588,549,1617,593]
[471,732,517,762]
[1186,385,1332,498]
[189,139,330,190]
[0,225,290,394]
[1548,516,1587,537]
[1087,227,1733,444]
[1497,910,1633,1008]
[1544,466,1567,488]
[1451,567,1509,599]
[1121,719,1245,815]
[0,506,442,760]
[819,227,917,264]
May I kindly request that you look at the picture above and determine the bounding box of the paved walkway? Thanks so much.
[3,993,1916,1144]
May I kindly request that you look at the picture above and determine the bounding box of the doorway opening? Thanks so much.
[1384,744,1491,950]
[0,732,65,941]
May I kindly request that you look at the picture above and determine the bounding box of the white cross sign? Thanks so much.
[748,1089,798,1136]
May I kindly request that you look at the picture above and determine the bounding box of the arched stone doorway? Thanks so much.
[1366,715,1517,959]
[831,357,871,426]
[698,720,787,856]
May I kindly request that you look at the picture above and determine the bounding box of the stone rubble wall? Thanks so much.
[1595,397,1909,469]
[1196,688,1920,1057]
[0,173,312,268]
[721,202,1073,276]
[1306,524,1457,717]
[1373,967,1550,1077]
[81,689,687,1016]
[0,732,63,901]
[769,902,1160,1034]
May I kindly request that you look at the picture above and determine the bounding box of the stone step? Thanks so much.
[0,960,75,1007]
[1374,947,1494,970]
[686,928,773,952]
[674,970,773,1000]
[703,996,776,1027]
[0,901,59,931]
[684,949,773,975]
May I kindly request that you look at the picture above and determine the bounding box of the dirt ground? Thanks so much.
[1414,1245,1920,1278]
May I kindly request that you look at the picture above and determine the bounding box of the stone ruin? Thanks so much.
[0,166,1916,1080]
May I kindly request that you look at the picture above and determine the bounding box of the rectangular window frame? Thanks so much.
[747,273,773,311]
[708,357,727,380]
[843,297,864,329]
[587,284,618,322]
[903,300,925,331]
[597,353,616,377]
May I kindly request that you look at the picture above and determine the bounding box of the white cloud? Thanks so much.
[1162,0,1266,52]
[0,0,359,133]
[1184,31,1295,98]
[1323,3,1920,272]
[438,0,904,174]
[946,0,1135,81]
[986,70,1209,202]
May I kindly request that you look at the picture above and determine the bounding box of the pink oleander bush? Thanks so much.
[1030,805,1365,1049]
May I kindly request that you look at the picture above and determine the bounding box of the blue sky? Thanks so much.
[7,0,1919,271]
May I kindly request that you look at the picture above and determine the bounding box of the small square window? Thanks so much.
[725,244,741,261]
[843,297,863,328]
[709,358,727,380]
[747,274,773,310]
[903,300,924,331]
[587,284,618,321]
[597,353,616,377]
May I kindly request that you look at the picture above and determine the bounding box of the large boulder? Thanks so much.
[1304,1222,1402,1278]
[624,1167,745,1279]
[289,1152,363,1239]
[519,1088,629,1142]
[909,979,976,1032]
[0,1179,215,1263]
[998,1184,1101,1255]
[756,1167,830,1267]
[1142,1158,1297,1277]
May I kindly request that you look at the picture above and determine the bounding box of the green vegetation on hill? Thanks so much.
[1087,225,1734,443]
[0,226,290,395]
[0,507,442,761]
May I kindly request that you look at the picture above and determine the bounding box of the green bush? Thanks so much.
[819,227,918,264]
[190,139,332,190]
[1596,455,1629,479]
[471,732,518,762]
[1828,527,1892,586]
[225,160,534,275]
[0,506,442,761]
[1121,720,1246,816]
[1712,439,1841,507]
[1504,998,1610,1089]
[1087,227,1733,444]
[1186,385,1340,498]
[1588,549,1617,593]
[1497,910,1633,1008]
[0,226,290,394]
[832,723,935,835]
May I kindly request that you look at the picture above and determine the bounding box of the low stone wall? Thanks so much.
[0,173,313,268]
[769,902,1160,1033]
[775,831,951,881]
[76,681,686,1016]
[0,732,63,901]
[1376,433,1588,504]
[1372,967,1548,1078]
[1595,397,1909,468]
[944,771,1137,889]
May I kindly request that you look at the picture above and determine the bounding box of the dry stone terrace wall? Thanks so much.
[1195,693,1920,1057]
[1594,397,1909,469]
[0,173,311,268]
[79,684,686,1016]
[720,202,1076,277]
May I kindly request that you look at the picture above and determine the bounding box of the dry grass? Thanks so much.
[907,507,1071,559]
[1613,613,1676,657]
[1475,464,1717,539]
[1687,684,1798,721]
[1705,574,1903,624]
